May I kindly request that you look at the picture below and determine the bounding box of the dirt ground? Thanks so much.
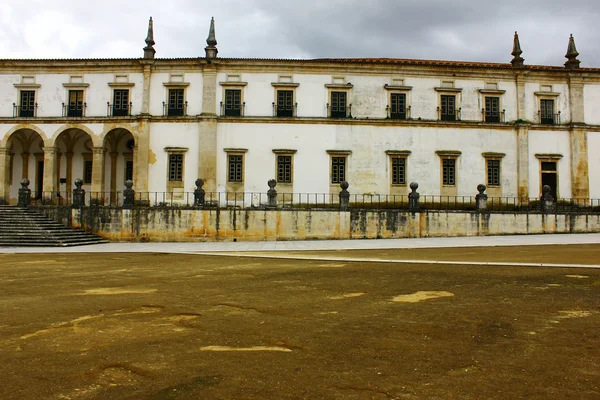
[0,245,599,400]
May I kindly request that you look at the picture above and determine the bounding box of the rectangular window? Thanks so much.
[485,97,500,123]
[331,156,346,184]
[330,91,347,118]
[540,99,555,124]
[168,154,183,181]
[276,90,294,117]
[125,160,134,182]
[224,89,242,116]
[68,90,84,117]
[442,158,456,185]
[19,90,35,117]
[277,155,292,183]
[440,95,456,121]
[228,154,243,182]
[390,93,406,120]
[168,89,185,116]
[112,89,129,116]
[391,157,406,185]
[83,160,93,184]
[487,159,501,186]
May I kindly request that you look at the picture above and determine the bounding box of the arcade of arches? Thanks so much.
[0,125,137,204]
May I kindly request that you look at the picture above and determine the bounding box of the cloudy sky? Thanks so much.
[0,0,598,67]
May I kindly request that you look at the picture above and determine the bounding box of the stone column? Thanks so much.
[42,146,58,202]
[56,151,62,196]
[90,146,106,204]
[109,151,118,200]
[135,119,150,195]
[199,66,218,192]
[568,76,585,124]
[65,151,74,190]
[21,152,30,179]
[516,124,529,201]
[570,127,589,199]
[141,63,152,115]
[515,73,526,121]
[0,147,11,204]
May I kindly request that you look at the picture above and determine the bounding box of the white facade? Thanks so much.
[0,27,598,205]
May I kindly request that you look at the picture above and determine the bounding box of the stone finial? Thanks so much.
[123,180,135,208]
[205,17,218,60]
[73,178,85,207]
[18,178,31,207]
[511,31,524,68]
[267,179,277,208]
[476,184,488,211]
[565,34,581,69]
[143,17,156,59]
[339,181,350,210]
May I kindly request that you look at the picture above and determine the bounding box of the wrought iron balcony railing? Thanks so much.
[107,102,132,117]
[482,108,506,123]
[437,107,461,121]
[163,101,188,117]
[62,102,87,117]
[386,105,411,120]
[13,103,38,118]
[272,102,298,117]
[220,101,246,117]
[327,103,352,118]
[538,110,561,125]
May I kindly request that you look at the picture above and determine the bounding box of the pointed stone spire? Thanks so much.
[205,17,218,60]
[511,31,524,68]
[143,17,156,59]
[565,34,580,69]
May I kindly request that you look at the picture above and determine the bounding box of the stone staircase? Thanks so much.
[0,205,108,247]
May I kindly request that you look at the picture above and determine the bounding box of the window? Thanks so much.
[112,89,130,116]
[389,93,407,120]
[331,156,346,184]
[442,158,456,186]
[168,154,183,181]
[228,154,243,182]
[487,159,501,186]
[484,97,500,123]
[167,89,185,116]
[440,95,456,121]
[83,160,93,184]
[276,90,294,117]
[224,89,242,116]
[19,90,36,117]
[68,90,84,117]
[540,99,555,125]
[277,155,292,183]
[329,91,348,118]
[391,157,406,185]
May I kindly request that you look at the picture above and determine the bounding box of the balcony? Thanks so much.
[272,102,297,117]
[107,102,132,117]
[437,107,461,122]
[62,102,86,117]
[13,103,37,118]
[327,103,352,118]
[386,105,411,120]
[538,110,561,125]
[482,108,505,123]
[163,101,188,117]
[220,101,245,117]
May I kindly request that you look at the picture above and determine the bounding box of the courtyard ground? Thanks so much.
[0,243,599,399]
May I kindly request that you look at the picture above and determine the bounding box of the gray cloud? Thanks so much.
[1,0,599,67]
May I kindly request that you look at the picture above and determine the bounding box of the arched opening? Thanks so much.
[55,128,94,202]
[103,128,135,204]
[6,128,44,204]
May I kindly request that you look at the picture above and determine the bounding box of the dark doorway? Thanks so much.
[36,160,44,199]
[540,161,558,199]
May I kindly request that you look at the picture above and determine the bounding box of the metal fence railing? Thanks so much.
[26,190,600,214]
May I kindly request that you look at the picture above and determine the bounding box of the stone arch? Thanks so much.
[54,127,95,197]
[50,124,97,147]
[103,127,136,200]
[4,127,46,202]
[2,124,48,144]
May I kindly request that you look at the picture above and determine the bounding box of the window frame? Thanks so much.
[167,88,186,117]
[67,89,85,117]
[19,90,36,117]
[112,89,130,117]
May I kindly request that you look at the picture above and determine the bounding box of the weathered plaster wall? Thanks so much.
[70,207,600,242]
[589,131,600,199]
[528,130,572,198]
